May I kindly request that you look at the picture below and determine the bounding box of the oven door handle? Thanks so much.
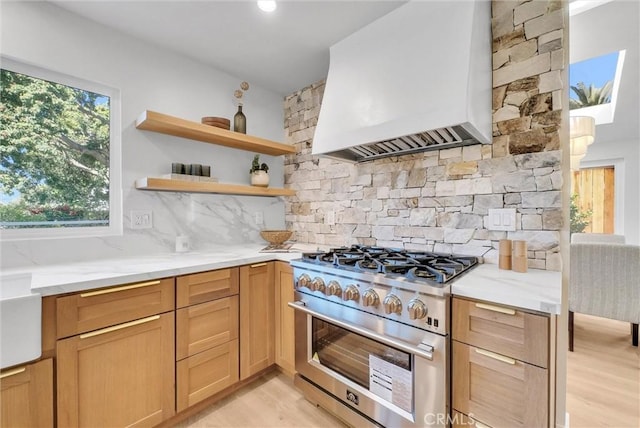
[288,300,434,361]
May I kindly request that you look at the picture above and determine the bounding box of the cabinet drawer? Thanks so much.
[452,297,549,368]
[176,268,239,308]
[176,339,239,412]
[176,295,239,360]
[452,341,548,428]
[56,278,175,338]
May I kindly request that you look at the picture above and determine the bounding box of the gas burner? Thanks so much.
[300,246,478,285]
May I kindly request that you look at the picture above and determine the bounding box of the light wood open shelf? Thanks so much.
[135,177,295,197]
[136,110,296,156]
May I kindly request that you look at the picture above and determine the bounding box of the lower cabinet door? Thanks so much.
[177,339,239,412]
[1,358,53,427]
[453,341,548,428]
[274,261,295,375]
[57,313,175,427]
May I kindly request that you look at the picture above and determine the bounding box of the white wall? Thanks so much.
[570,0,640,244]
[1,2,287,268]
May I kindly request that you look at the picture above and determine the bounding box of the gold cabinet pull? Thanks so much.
[80,315,160,339]
[0,367,26,379]
[250,263,267,268]
[475,302,516,316]
[475,348,516,365]
[80,280,160,298]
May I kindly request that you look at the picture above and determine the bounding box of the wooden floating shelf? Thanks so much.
[135,177,296,197]
[136,110,296,156]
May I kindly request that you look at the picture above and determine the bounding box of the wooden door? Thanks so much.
[274,261,296,376]
[57,313,175,427]
[572,167,615,233]
[1,359,53,428]
[239,262,275,380]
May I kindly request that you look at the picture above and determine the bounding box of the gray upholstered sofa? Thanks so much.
[569,233,640,350]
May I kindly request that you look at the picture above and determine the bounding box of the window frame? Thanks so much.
[0,56,122,241]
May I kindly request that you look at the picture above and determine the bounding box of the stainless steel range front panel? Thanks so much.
[290,292,449,428]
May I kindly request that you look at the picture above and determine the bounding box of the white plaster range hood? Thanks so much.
[312,0,492,162]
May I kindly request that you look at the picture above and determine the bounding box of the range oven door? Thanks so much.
[288,298,448,428]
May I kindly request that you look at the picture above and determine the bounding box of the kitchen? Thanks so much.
[0,1,635,427]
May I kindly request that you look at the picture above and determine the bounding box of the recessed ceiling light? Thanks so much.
[257,1,277,13]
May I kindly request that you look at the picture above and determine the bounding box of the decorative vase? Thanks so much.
[234,105,246,134]
[250,170,269,187]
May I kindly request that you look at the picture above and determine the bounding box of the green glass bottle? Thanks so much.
[234,105,246,134]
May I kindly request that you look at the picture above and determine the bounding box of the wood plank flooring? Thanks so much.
[180,371,345,427]
[566,313,640,428]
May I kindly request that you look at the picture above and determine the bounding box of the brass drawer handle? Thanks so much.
[475,348,516,365]
[0,367,26,379]
[80,280,161,298]
[475,302,516,316]
[250,263,267,268]
[80,315,160,339]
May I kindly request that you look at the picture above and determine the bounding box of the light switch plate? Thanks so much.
[487,208,516,231]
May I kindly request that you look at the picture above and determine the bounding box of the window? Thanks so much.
[0,57,121,240]
[569,50,626,124]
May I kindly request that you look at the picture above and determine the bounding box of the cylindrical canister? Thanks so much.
[512,240,528,272]
[498,239,512,270]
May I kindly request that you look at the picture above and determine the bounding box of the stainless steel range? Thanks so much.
[288,245,478,428]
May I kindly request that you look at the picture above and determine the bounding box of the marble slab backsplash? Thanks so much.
[1,191,285,269]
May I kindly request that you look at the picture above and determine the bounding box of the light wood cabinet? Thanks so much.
[1,358,54,428]
[452,341,548,428]
[452,297,550,428]
[240,262,275,380]
[175,268,240,411]
[56,277,175,339]
[176,267,239,308]
[177,296,239,360]
[274,261,295,375]
[452,297,549,368]
[57,313,175,427]
[177,340,239,412]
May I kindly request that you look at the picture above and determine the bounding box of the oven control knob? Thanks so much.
[362,289,380,307]
[310,277,326,293]
[326,280,342,297]
[343,285,360,302]
[296,274,312,289]
[383,294,402,315]
[407,299,428,320]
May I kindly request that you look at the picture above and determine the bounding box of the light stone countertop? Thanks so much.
[4,246,562,315]
[3,244,323,297]
[451,263,562,315]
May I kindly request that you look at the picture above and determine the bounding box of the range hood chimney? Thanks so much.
[312,0,492,162]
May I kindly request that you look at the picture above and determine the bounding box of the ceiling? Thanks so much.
[51,0,406,96]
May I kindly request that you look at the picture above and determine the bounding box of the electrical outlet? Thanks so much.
[487,208,516,231]
[254,211,264,225]
[130,210,153,229]
[326,210,336,225]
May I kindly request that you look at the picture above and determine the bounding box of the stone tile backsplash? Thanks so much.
[283,1,565,271]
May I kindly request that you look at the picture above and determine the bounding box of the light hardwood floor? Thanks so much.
[566,313,640,428]
[181,371,345,427]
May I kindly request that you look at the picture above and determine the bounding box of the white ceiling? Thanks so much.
[51,0,406,96]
